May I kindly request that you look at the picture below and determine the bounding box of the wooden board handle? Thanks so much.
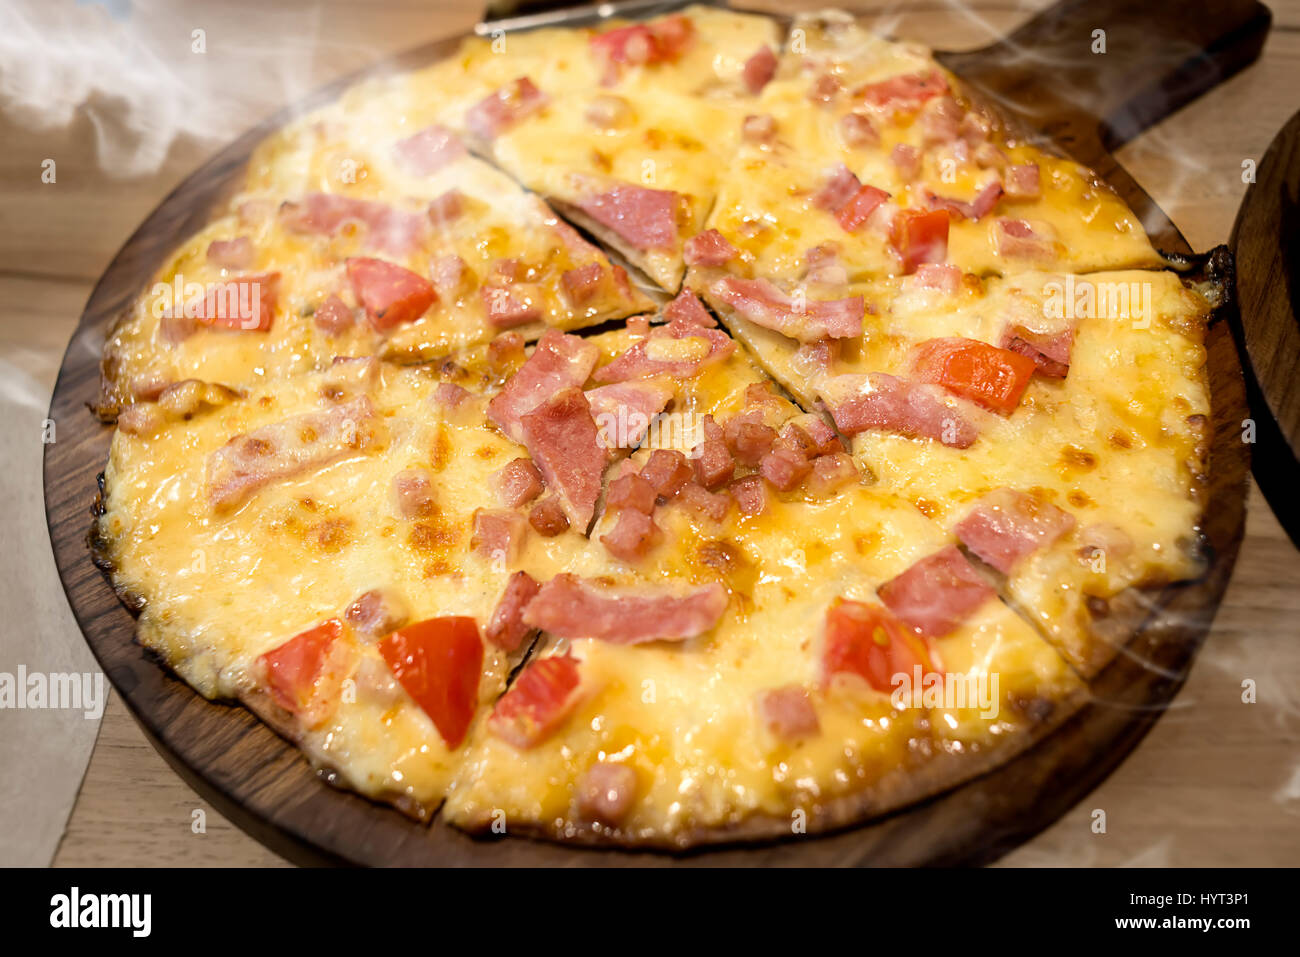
[938,0,1272,152]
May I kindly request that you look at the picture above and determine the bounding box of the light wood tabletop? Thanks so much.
[6,0,1296,866]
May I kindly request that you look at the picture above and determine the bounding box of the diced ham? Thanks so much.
[807,72,842,105]
[471,508,528,564]
[993,218,1055,260]
[206,396,382,512]
[742,113,776,144]
[807,452,857,494]
[429,253,469,300]
[911,263,961,295]
[519,387,604,531]
[839,112,879,148]
[954,488,1077,574]
[708,276,863,342]
[692,415,734,489]
[812,163,862,212]
[427,189,466,227]
[878,545,994,638]
[588,14,694,77]
[391,467,437,519]
[465,76,547,141]
[206,237,254,270]
[606,471,657,514]
[345,588,410,638]
[926,181,1003,221]
[346,257,437,330]
[683,228,738,267]
[312,294,354,335]
[600,508,661,562]
[577,761,638,825]
[577,183,681,251]
[661,289,716,326]
[488,652,582,749]
[757,686,820,740]
[853,70,948,111]
[488,329,600,442]
[594,315,734,383]
[788,413,841,455]
[528,496,570,536]
[974,142,1008,169]
[891,143,922,181]
[485,571,542,652]
[678,481,731,522]
[920,96,963,144]
[561,262,605,306]
[180,272,279,331]
[1004,163,1041,199]
[488,331,527,372]
[639,449,693,500]
[492,458,544,508]
[819,372,977,447]
[724,418,777,467]
[587,378,675,452]
[432,382,473,421]
[1000,325,1075,378]
[759,447,813,491]
[522,574,727,644]
[481,282,542,329]
[774,421,818,459]
[280,192,426,256]
[743,44,778,93]
[728,474,768,516]
[393,124,465,176]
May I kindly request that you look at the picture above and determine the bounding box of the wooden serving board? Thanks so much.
[43,0,1260,865]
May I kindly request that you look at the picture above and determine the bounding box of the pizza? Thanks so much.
[89,7,1213,850]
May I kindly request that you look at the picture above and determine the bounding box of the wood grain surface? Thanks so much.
[11,0,1297,866]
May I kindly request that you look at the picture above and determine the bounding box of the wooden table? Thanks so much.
[8,0,1296,866]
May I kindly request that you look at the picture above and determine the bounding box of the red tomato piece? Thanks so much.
[823,599,937,694]
[487,652,582,749]
[889,208,949,274]
[835,184,890,233]
[379,617,483,749]
[911,337,1037,414]
[345,257,437,331]
[259,618,355,726]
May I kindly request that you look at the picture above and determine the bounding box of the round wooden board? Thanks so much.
[42,9,1253,866]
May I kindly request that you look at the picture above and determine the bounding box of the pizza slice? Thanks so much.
[95,81,651,419]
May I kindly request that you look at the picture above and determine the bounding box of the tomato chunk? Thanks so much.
[188,272,279,331]
[379,617,483,749]
[911,336,1036,414]
[488,652,581,749]
[345,257,437,331]
[823,599,937,694]
[889,208,949,274]
[259,618,355,726]
[836,184,890,234]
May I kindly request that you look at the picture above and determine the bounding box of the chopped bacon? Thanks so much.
[879,546,994,638]
[993,218,1055,260]
[891,143,922,181]
[465,76,547,141]
[392,467,438,519]
[692,415,735,489]
[206,236,254,270]
[839,112,879,148]
[911,263,961,295]
[606,471,657,514]
[853,70,948,111]
[485,571,542,652]
[742,112,777,144]
[482,282,542,329]
[1004,163,1041,199]
[393,124,466,176]
[379,617,483,749]
[280,192,426,256]
[429,253,469,300]
[427,189,466,227]
[812,163,862,212]
[729,474,768,516]
[471,508,528,564]
[757,685,820,739]
[823,600,937,693]
[925,181,1003,221]
[519,388,604,531]
[725,419,778,467]
[182,272,279,331]
[661,289,715,326]
[743,44,778,94]
[346,257,436,330]
[312,293,354,335]
[492,458,544,508]
[522,574,727,644]
[807,452,857,494]
[528,496,570,536]
[709,276,863,342]
[760,447,813,492]
[259,619,357,726]
[561,262,605,306]
[889,209,949,274]
[578,761,638,825]
[819,372,976,447]
[577,183,681,251]
[911,337,1036,414]
[836,185,891,233]
[955,488,1077,574]
[594,315,734,382]
[639,449,693,501]
[345,588,410,638]
[587,378,675,451]
[488,329,600,442]
[683,228,738,267]
[488,652,582,749]
[1001,325,1075,378]
[600,507,661,562]
[207,396,381,512]
[678,481,731,522]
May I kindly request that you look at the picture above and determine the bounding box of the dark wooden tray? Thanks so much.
[42,0,1261,865]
